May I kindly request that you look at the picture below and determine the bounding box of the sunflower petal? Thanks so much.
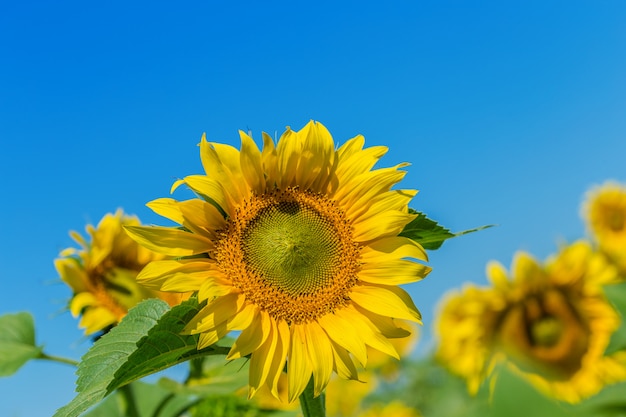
[318,312,368,366]
[124,225,213,256]
[329,340,359,380]
[249,315,279,397]
[136,259,213,291]
[288,325,313,402]
[338,306,399,359]
[304,321,334,397]
[228,309,269,360]
[183,293,244,334]
[350,285,422,323]
[146,198,185,225]
[240,130,265,193]
[358,260,431,285]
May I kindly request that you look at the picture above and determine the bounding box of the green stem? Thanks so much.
[299,377,326,417]
[120,384,141,417]
[38,352,79,367]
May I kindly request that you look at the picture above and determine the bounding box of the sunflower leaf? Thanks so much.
[0,312,43,377]
[400,209,494,250]
[54,298,229,417]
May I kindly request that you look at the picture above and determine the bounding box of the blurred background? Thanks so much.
[1,1,626,415]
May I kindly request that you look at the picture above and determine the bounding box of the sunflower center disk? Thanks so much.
[607,209,625,232]
[499,290,590,379]
[243,201,340,296]
[217,189,361,324]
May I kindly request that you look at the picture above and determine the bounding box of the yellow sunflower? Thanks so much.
[582,181,626,270]
[55,210,188,335]
[436,240,626,403]
[125,120,430,401]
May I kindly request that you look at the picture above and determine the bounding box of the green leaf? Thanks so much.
[489,366,579,417]
[82,381,199,417]
[604,282,626,355]
[400,209,494,250]
[54,298,230,417]
[575,380,626,417]
[0,312,43,376]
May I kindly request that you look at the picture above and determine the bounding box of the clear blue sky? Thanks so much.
[2,1,626,415]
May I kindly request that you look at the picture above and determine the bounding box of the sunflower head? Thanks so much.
[436,241,626,403]
[583,182,626,263]
[126,120,431,401]
[55,210,188,335]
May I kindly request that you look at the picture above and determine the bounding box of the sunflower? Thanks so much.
[435,241,626,403]
[55,210,188,334]
[125,120,430,401]
[582,181,626,270]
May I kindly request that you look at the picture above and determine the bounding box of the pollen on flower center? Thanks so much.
[215,188,361,324]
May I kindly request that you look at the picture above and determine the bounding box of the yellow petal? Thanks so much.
[336,134,365,159]
[227,309,269,360]
[361,236,428,263]
[69,292,97,317]
[352,189,417,227]
[197,321,229,349]
[338,306,399,360]
[288,325,313,403]
[240,130,265,193]
[249,314,279,397]
[124,225,213,257]
[269,319,290,398]
[197,274,235,300]
[181,175,232,216]
[55,258,88,292]
[183,293,244,334]
[146,198,185,225]
[352,305,412,339]
[176,198,226,238]
[261,132,278,187]
[136,259,213,291]
[318,311,368,366]
[276,126,300,188]
[335,141,387,187]
[200,137,248,203]
[350,285,422,323]
[304,321,334,397]
[80,307,117,335]
[296,121,335,191]
[69,230,88,248]
[225,303,256,331]
[336,166,408,212]
[486,261,510,289]
[358,260,431,285]
[329,340,359,380]
[353,210,415,242]
[512,252,544,285]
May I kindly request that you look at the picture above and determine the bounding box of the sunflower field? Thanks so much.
[4,122,626,417]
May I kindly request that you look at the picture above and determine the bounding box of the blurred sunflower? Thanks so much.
[126,120,430,401]
[358,401,421,417]
[583,181,626,271]
[436,241,626,403]
[55,210,188,335]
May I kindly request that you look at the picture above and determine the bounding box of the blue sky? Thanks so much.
[2,1,626,415]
